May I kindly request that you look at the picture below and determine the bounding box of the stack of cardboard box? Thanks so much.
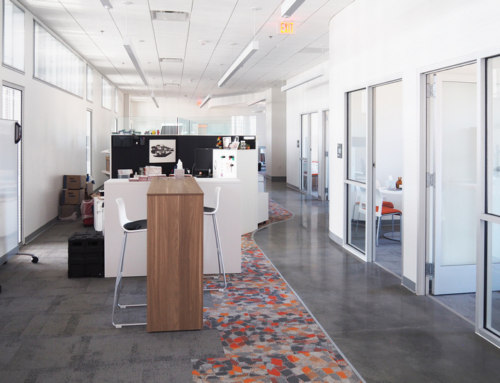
[59,175,92,220]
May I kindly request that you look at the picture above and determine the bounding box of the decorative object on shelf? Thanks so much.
[396,177,402,189]
[223,136,232,148]
[229,136,239,149]
[216,136,222,149]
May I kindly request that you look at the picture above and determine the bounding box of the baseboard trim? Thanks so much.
[265,176,286,182]
[402,276,416,293]
[328,230,343,246]
[286,183,300,192]
[25,216,58,244]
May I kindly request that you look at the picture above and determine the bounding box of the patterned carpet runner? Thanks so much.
[193,200,361,383]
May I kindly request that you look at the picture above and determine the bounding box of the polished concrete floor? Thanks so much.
[254,182,500,383]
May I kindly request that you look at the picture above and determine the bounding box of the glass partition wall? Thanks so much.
[118,115,257,136]
[482,56,500,340]
[346,89,367,254]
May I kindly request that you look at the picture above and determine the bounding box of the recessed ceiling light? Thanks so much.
[164,83,179,86]
[159,58,183,63]
[138,40,145,43]
[100,0,113,9]
[151,10,189,21]
[122,1,132,5]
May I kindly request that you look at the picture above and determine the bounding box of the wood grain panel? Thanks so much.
[148,177,203,196]
[147,179,203,332]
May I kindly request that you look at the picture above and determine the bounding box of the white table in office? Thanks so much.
[103,178,242,277]
[379,187,403,242]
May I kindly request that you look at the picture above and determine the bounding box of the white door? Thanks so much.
[2,84,23,244]
[428,66,478,295]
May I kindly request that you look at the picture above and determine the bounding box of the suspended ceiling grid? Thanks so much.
[19,0,353,103]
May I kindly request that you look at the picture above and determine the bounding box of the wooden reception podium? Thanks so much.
[146,177,203,332]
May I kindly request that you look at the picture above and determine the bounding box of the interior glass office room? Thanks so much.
[299,111,330,201]
[342,55,500,348]
[345,81,403,276]
[117,115,258,136]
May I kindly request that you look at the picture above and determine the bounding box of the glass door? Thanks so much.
[300,114,309,193]
[86,110,92,177]
[322,110,330,201]
[2,84,23,244]
[479,55,500,344]
[346,89,367,254]
[310,112,319,198]
[372,81,403,276]
[300,112,319,197]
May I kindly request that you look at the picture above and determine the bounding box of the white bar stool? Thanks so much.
[204,187,227,292]
[112,198,147,328]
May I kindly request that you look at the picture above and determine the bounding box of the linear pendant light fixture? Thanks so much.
[281,0,305,18]
[218,40,259,88]
[123,36,149,87]
[151,92,159,108]
[100,0,113,9]
[199,94,212,108]
[281,68,325,92]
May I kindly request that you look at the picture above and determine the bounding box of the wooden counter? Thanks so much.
[146,177,204,332]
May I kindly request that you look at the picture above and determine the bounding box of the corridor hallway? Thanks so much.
[254,182,500,383]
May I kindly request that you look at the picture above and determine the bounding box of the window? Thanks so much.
[114,88,118,113]
[34,22,84,97]
[3,0,25,71]
[102,77,112,110]
[87,65,93,101]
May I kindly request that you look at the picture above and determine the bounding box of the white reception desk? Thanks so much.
[104,178,242,277]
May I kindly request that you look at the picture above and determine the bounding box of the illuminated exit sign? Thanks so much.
[277,22,294,34]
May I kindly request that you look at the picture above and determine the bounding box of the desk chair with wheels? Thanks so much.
[203,187,227,292]
[112,198,147,328]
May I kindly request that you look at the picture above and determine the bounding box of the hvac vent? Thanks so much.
[151,11,189,21]
[159,58,183,63]
[164,83,180,87]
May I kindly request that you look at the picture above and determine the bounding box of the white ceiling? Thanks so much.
[19,0,354,102]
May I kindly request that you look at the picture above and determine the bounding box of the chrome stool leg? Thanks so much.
[112,231,146,328]
[204,213,227,292]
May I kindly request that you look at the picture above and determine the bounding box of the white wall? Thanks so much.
[256,113,266,148]
[285,61,329,187]
[265,86,287,178]
[329,0,500,288]
[0,3,123,239]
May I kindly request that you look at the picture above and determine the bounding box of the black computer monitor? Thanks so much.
[194,148,213,176]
